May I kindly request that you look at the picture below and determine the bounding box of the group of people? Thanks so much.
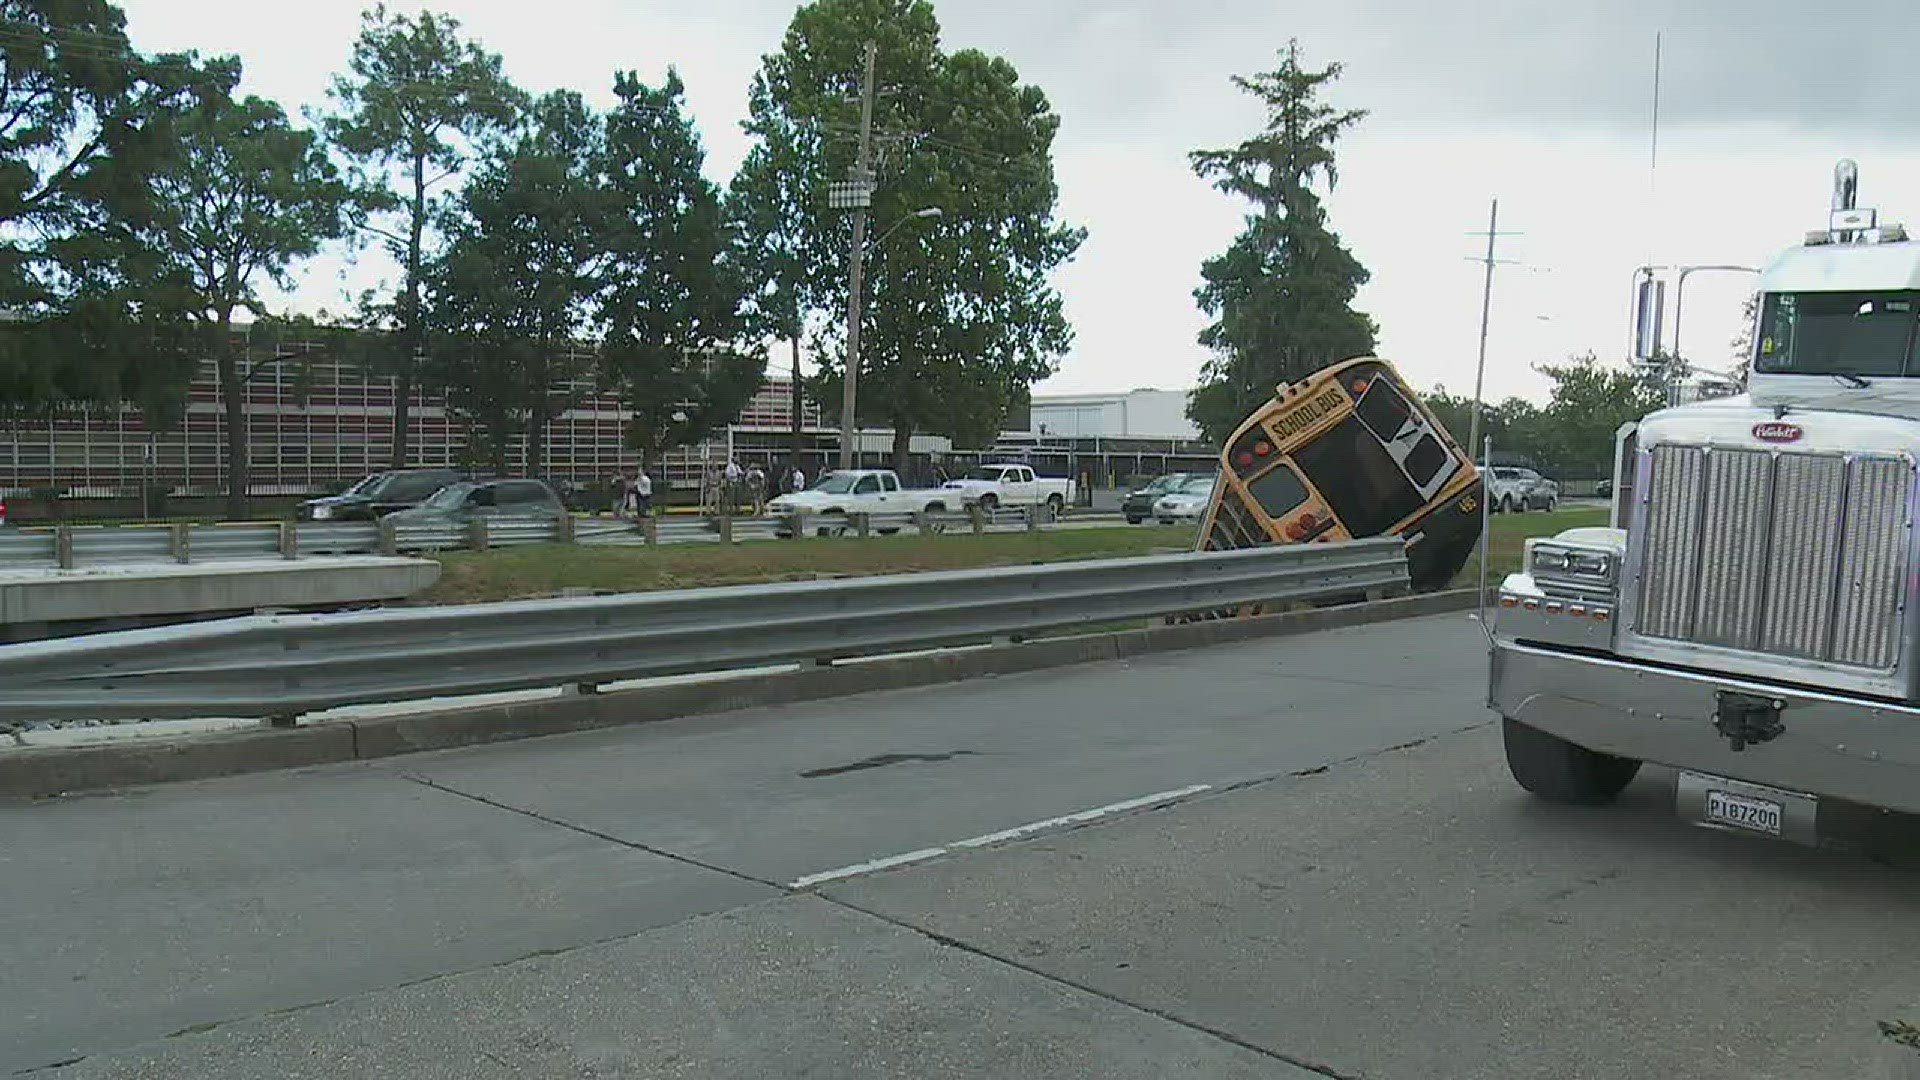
[610,466,653,519]
[609,459,812,520]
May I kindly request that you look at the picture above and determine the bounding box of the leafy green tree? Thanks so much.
[735,0,1082,470]
[1527,354,1663,478]
[598,70,760,467]
[137,90,352,517]
[1728,291,1760,388]
[1187,40,1376,445]
[423,91,602,476]
[0,0,225,418]
[320,3,524,467]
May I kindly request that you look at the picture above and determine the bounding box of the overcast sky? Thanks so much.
[117,1,1920,403]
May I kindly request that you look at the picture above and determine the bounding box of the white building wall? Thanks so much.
[1028,389,1197,441]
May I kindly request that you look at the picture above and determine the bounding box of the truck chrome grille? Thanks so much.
[1633,446,1913,670]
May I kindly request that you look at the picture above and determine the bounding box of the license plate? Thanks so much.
[1703,790,1784,836]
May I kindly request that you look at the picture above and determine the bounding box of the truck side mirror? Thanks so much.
[1633,277,1666,362]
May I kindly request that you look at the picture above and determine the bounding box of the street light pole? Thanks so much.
[838,42,878,473]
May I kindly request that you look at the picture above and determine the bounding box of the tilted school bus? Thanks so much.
[1195,357,1485,593]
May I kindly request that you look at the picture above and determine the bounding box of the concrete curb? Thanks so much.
[0,589,1487,799]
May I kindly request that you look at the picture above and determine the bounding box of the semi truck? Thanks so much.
[1491,160,1920,844]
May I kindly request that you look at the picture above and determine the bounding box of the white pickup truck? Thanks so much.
[765,469,958,532]
[940,463,1076,515]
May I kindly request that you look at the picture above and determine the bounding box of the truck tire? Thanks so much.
[1046,494,1064,520]
[1502,717,1640,805]
[978,493,999,512]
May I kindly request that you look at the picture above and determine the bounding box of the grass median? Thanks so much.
[418,506,1612,606]
[419,524,1199,605]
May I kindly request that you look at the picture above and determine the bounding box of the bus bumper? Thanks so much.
[1491,639,1920,816]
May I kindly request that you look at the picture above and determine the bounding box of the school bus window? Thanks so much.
[1403,433,1449,487]
[1245,462,1309,520]
[1292,417,1426,536]
[1353,378,1414,442]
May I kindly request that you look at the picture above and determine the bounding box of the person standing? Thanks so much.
[610,471,629,519]
[789,464,806,494]
[634,465,653,517]
[745,463,766,515]
[723,458,744,515]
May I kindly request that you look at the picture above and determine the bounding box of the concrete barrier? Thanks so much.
[0,557,441,642]
[0,588,1484,799]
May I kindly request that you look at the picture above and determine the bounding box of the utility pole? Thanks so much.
[1466,197,1520,455]
[837,41,878,473]
[790,336,804,478]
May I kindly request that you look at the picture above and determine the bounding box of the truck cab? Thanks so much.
[1490,161,1920,843]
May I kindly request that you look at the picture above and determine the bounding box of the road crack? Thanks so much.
[819,893,1367,1079]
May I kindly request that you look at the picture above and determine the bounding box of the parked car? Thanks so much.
[1153,474,1219,525]
[1486,467,1558,513]
[1122,473,1198,524]
[1596,478,1614,500]
[381,478,568,529]
[298,468,464,522]
[940,463,1076,515]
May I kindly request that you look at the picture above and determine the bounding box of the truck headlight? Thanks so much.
[1528,540,1615,586]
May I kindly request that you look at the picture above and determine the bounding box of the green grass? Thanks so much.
[419,525,1197,605]
[1452,506,1610,588]
[414,506,1611,606]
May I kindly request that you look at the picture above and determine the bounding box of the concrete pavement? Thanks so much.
[7,610,1920,1078]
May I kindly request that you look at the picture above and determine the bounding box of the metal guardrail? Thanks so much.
[0,539,1409,724]
[0,505,1125,569]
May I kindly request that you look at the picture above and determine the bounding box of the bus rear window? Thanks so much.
[1292,417,1425,536]
[1245,463,1309,519]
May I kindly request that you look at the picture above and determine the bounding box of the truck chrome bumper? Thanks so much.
[1491,640,1920,815]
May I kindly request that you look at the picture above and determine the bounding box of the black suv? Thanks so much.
[298,469,463,522]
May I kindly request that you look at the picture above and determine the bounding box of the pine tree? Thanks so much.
[1187,41,1377,445]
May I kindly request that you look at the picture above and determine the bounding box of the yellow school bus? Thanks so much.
[1197,357,1483,592]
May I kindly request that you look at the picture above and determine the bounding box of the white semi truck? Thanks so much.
[1491,161,1920,844]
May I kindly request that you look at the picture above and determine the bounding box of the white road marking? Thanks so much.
[790,848,948,888]
[787,783,1214,888]
[950,784,1214,849]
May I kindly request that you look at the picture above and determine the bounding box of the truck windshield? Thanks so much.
[810,473,859,494]
[964,467,1008,481]
[1756,290,1920,377]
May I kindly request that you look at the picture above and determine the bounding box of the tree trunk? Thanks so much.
[890,421,913,478]
[216,316,248,520]
[525,404,548,480]
[391,153,428,469]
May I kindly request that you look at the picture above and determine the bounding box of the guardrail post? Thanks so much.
[642,515,659,546]
[278,521,298,560]
[783,512,805,540]
[914,509,932,537]
[853,512,870,539]
[376,519,397,557]
[718,510,734,544]
[554,514,576,545]
[465,518,490,552]
[968,503,985,535]
[54,525,74,569]
[1023,506,1039,532]
[170,522,192,563]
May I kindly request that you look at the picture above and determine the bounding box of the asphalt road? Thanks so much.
[6,611,1919,1078]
